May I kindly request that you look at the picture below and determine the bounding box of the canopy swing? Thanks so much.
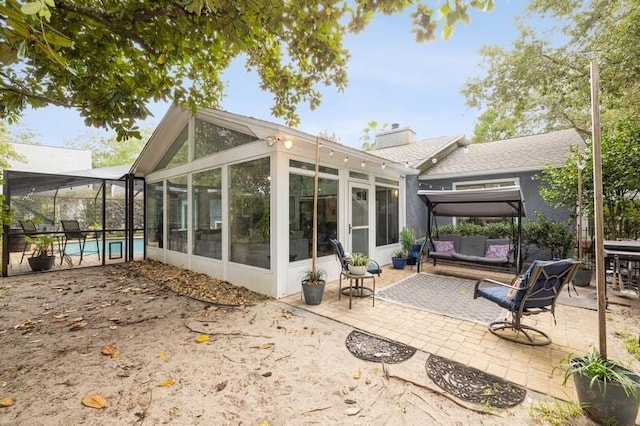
[417,186,526,274]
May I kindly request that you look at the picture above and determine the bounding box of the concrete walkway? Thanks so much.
[282,262,640,403]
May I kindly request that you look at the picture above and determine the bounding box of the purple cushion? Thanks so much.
[485,244,510,259]
[433,240,456,254]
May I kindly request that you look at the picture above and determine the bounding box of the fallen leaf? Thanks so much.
[157,352,166,358]
[69,321,87,331]
[353,369,361,380]
[0,397,13,407]
[101,345,116,356]
[258,343,274,350]
[344,398,357,404]
[195,334,209,343]
[261,372,272,377]
[82,394,107,409]
[158,378,175,387]
[258,420,270,426]
[216,380,228,392]
[281,311,293,319]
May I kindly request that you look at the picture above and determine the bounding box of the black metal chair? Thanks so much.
[474,259,579,346]
[329,238,382,308]
[328,239,382,276]
[19,220,39,264]
[60,220,100,265]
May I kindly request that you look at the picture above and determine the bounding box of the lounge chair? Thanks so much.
[60,220,100,265]
[473,259,579,346]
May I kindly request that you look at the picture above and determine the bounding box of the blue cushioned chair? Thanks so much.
[473,259,579,346]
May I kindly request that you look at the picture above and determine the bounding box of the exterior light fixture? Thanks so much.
[283,139,293,149]
[381,162,386,170]
[431,158,437,164]
[265,136,293,149]
[344,156,349,163]
[361,160,366,168]
[329,150,334,157]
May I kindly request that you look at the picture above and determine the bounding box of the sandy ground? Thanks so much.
[0,262,594,425]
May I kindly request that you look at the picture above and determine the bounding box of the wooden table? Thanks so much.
[339,271,376,309]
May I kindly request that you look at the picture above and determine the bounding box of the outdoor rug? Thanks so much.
[376,273,505,325]
[345,330,416,363]
[426,354,526,408]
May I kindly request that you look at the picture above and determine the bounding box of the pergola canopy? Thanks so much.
[417,186,526,218]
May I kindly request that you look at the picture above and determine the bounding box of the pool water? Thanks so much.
[63,237,144,257]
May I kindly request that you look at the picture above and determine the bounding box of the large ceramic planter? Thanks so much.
[391,257,407,269]
[573,269,593,287]
[302,280,325,305]
[572,365,640,425]
[28,255,55,272]
[348,264,366,275]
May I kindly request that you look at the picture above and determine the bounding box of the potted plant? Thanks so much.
[559,347,640,425]
[400,227,417,265]
[391,249,407,269]
[26,234,57,271]
[348,253,369,275]
[300,268,326,305]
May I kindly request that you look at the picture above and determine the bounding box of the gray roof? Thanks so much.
[422,128,585,180]
[370,135,465,168]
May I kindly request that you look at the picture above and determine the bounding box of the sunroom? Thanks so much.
[132,105,416,298]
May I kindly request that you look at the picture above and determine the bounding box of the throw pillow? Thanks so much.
[433,240,456,254]
[485,244,510,259]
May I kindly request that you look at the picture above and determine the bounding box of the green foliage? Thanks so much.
[65,129,150,168]
[399,227,415,253]
[558,347,640,399]
[392,249,406,259]
[25,234,56,258]
[522,211,573,259]
[360,120,388,151]
[615,329,640,362]
[540,116,640,240]
[301,268,326,285]
[435,221,513,238]
[348,253,369,267]
[528,400,583,425]
[464,0,640,140]
[1,1,494,140]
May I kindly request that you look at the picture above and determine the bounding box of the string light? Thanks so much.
[361,160,366,168]
[329,150,334,157]
[381,162,386,170]
[344,156,349,163]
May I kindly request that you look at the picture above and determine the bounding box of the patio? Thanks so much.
[282,262,640,404]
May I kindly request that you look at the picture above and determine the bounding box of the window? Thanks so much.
[157,125,189,170]
[167,175,188,253]
[194,118,258,159]
[192,168,222,259]
[229,158,270,269]
[289,174,338,261]
[289,159,338,175]
[375,186,399,246]
[146,182,163,248]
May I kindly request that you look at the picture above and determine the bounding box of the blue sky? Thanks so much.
[10,1,529,150]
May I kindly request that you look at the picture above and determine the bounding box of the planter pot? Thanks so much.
[27,255,55,272]
[573,269,593,287]
[301,280,325,305]
[410,243,422,264]
[572,366,640,425]
[348,264,367,275]
[391,257,407,269]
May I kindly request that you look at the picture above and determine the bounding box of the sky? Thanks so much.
[9,1,531,150]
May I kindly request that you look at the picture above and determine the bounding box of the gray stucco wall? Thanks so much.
[405,175,427,239]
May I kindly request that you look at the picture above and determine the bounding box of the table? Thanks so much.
[604,246,640,298]
[339,271,376,309]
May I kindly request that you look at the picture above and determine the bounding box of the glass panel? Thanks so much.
[167,175,188,253]
[289,174,338,261]
[375,177,399,186]
[194,118,258,159]
[146,182,163,248]
[192,168,222,259]
[375,186,399,246]
[349,171,369,180]
[229,157,270,269]
[352,229,368,256]
[289,159,339,175]
[157,125,189,170]
[351,187,368,227]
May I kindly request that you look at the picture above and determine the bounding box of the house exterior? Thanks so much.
[131,106,415,299]
[8,143,92,173]
[372,127,586,238]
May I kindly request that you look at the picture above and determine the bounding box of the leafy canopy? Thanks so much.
[463,0,640,141]
[0,0,494,140]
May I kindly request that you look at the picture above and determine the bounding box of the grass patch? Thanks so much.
[529,400,583,425]
[615,329,640,361]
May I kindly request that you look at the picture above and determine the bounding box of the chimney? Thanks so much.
[374,124,415,149]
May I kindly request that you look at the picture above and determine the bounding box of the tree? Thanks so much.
[463,0,640,139]
[539,116,640,240]
[65,129,151,168]
[0,0,495,140]
[360,120,388,150]
[0,121,24,230]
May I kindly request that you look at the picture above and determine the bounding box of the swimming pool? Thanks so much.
[63,237,144,257]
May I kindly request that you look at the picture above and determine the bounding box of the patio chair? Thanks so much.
[19,220,40,264]
[60,220,100,265]
[329,239,382,277]
[473,259,579,346]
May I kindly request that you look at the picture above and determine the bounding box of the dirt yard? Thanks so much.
[0,261,593,425]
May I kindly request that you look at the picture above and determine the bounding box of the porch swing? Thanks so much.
[416,186,526,274]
